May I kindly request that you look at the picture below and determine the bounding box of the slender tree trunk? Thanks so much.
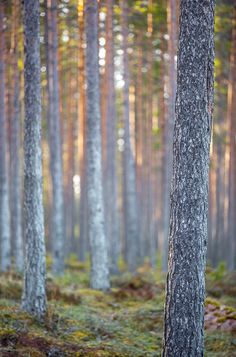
[10,0,24,272]
[158,28,166,242]
[21,0,47,318]
[104,0,119,274]
[214,122,225,266]
[227,6,236,271]
[65,70,76,255]
[162,0,177,272]
[0,2,11,272]
[78,0,88,262]
[207,160,214,264]
[46,0,65,274]
[163,0,215,355]
[121,0,139,272]
[135,34,144,263]
[146,0,156,268]
[85,0,110,290]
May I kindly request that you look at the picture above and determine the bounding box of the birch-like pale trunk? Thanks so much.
[121,0,139,272]
[163,0,215,355]
[85,0,110,290]
[46,0,65,274]
[21,0,47,318]
[0,2,11,272]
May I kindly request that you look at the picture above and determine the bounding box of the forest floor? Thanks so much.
[0,259,235,357]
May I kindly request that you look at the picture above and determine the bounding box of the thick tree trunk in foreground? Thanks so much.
[121,0,139,272]
[10,0,24,272]
[85,0,110,290]
[46,0,65,275]
[0,2,11,272]
[21,0,47,318]
[104,0,119,274]
[163,1,215,356]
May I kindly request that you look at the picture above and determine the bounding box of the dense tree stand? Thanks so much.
[162,0,215,356]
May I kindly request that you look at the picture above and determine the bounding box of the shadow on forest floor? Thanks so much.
[0,260,235,356]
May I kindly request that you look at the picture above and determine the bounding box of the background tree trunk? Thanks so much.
[104,0,119,274]
[227,6,236,271]
[85,0,110,290]
[10,0,24,272]
[162,0,177,272]
[46,0,65,275]
[78,0,88,262]
[21,0,47,318]
[0,1,11,272]
[163,0,215,355]
[121,0,139,272]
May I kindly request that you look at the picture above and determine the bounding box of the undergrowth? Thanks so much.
[0,260,235,356]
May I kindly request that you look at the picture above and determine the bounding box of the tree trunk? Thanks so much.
[46,0,65,275]
[0,2,11,272]
[162,0,177,272]
[21,0,47,318]
[146,0,156,268]
[85,0,110,290]
[78,0,88,262]
[163,0,215,355]
[10,0,24,272]
[65,69,76,255]
[121,0,139,272]
[227,6,236,271]
[104,0,119,274]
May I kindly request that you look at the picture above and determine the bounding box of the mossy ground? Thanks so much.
[0,260,235,356]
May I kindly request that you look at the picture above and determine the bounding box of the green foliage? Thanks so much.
[210,262,227,282]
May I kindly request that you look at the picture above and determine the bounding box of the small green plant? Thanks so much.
[210,262,227,282]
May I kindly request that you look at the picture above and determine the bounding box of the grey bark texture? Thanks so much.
[104,0,119,274]
[46,0,65,275]
[85,0,110,290]
[0,2,11,272]
[21,0,47,318]
[162,0,177,272]
[163,0,215,356]
[121,0,139,272]
[10,0,24,272]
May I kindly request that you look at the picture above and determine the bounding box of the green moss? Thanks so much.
[0,268,235,356]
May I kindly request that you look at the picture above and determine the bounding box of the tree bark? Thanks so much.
[163,0,215,355]
[21,0,47,318]
[85,0,110,290]
[78,0,88,262]
[121,0,139,272]
[227,6,236,271]
[104,0,119,274]
[46,0,65,275]
[0,1,11,272]
[162,0,177,272]
[10,0,24,272]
